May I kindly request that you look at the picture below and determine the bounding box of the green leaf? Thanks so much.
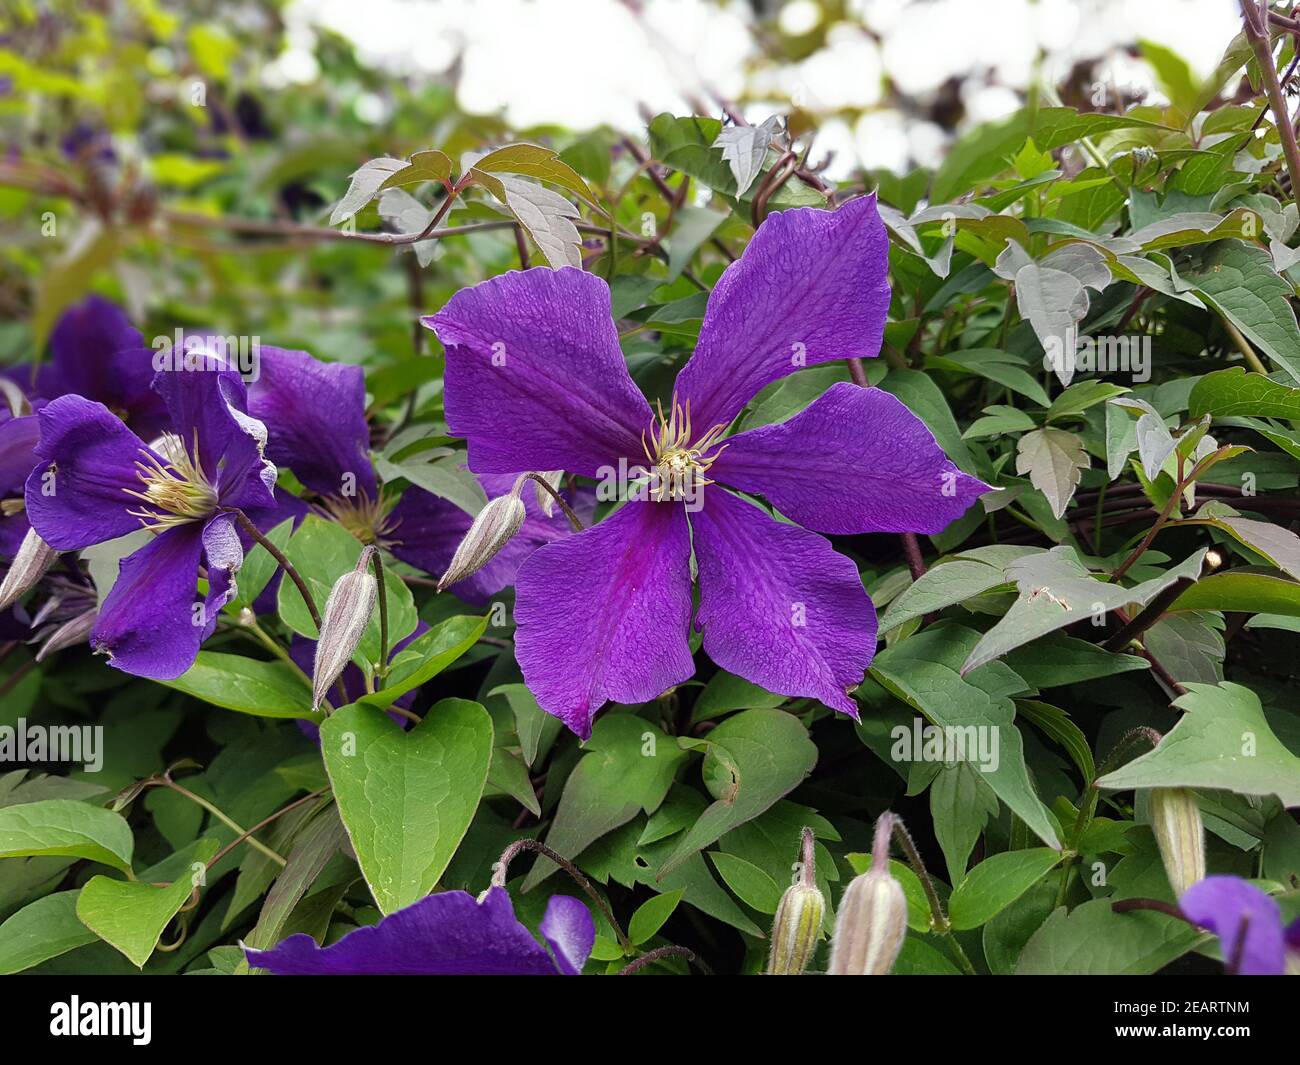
[320,699,493,913]
[0,891,98,974]
[1015,899,1203,975]
[378,148,453,191]
[659,709,817,878]
[76,838,219,968]
[870,626,1059,849]
[708,851,784,914]
[1175,240,1300,384]
[277,515,418,669]
[522,716,685,890]
[1179,507,1300,580]
[880,555,1024,633]
[0,799,133,873]
[1097,682,1300,806]
[1171,569,1300,617]
[930,761,1000,883]
[1188,367,1300,420]
[232,517,294,608]
[358,614,487,710]
[713,116,781,195]
[469,142,595,204]
[628,888,684,945]
[495,175,582,268]
[329,157,408,224]
[1046,380,1131,423]
[160,652,321,722]
[1016,427,1089,519]
[1004,633,1148,689]
[949,848,1063,929]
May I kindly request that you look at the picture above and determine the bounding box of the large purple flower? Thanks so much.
[241,343,581,602]
[1180,876,1300,975]
[23,367,277,678]
[243,887,593,975]
[426,196,988,738]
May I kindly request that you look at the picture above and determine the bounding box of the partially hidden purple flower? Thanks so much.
[243,887,593,975]
[242,343,583,602]
[425,195,989,738]
[23,366,277,678]
[1180,875,1300,976]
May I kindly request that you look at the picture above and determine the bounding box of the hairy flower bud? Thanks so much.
[0,527,59,611]
[437,492,527,592]
[533,471,565,518]
[35,608,97,662]
[1150,787,1205,897]
[828,813,908,975]
[767,827,825,975]
[312,547,378,709]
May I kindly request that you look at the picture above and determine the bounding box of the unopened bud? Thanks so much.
[35,608,97,661]
[437,492,527,592]
[828,812,907,975]
[767,827,825,975]
[0,527,59,611]
[1150,787,1205,897]
[312,547,378,709]
[533,471,564,517]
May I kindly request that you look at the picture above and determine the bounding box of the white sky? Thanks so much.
[273,0,1244,173]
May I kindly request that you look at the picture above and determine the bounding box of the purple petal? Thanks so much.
[245,345,376,499]
[25,396,154,550]
[711,382,989,535]
[90,523,208,679]
[151,367,276,511]
[243,887,576,975]
[692,488,875,717]
[673,195,891,432]
[39,296,167,435]
[200,511,244,641]
[0,414,40,555]
[426,267,653,477]
[1180,876,1286,976]
[515,500,694,739]
[539,893,596,975]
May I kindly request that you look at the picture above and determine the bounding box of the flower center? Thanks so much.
[316,489,399,547]
[124,432,219,531]
[642,398,728,503]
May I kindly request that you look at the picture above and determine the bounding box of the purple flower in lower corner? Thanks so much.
[23,366,277,679]
[425,195,989,738]
[1180,875,1300,976]
[243,887,593,975]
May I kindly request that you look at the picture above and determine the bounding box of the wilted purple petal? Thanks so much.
[515,500,693,739]
[425,267,653,477]
[25,396,155,550]
[673,196,891,433]
[1180,876,1285,976]
[243,887,591,975]
[692,489,875,717]
[90,522,208,679]
[245,345,376,499]
[712,382,989,535]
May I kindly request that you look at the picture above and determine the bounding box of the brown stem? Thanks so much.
[618,945,697,975]
[1242,0,1300,204]
[1101,576,1196,652]
[228,509,321,631]
[207,789,329,871]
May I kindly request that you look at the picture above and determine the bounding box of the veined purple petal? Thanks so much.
[39,296,167,435]
[152,367,276,511]
[673,195,891,432]
[514,499,694,739]
[245,345,376,500]
[25,396,155,550]
[692,488,875,717]
[711,382,989,535]
[426,267,653,478]
[200,511,243,643]
[539,893,596,975]
[90,522,208,679]
[0,414,40,555]
[243,887,588,975]
[1180,876,1285,976]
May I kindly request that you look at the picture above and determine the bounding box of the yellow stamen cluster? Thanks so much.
[640,398,728,502]
[316,489,400,547]
[124,432,220,532]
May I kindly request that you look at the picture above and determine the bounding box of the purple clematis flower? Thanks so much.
[1180,875,1300,975]
[241,343,582,602]
[23,366,277,678]
[243,887,593,975]
[426,196,988,738]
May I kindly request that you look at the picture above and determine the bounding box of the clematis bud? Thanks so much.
[533,471,565,517]
[1150,787,1205,897]
[767,827,826,975]
[35,608,97,662]
[828,812,908,975]
[312,547,378,709]
[0,527,59,611]
[437,492,527,592]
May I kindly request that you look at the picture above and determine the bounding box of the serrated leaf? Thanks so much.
[330,157,408,225]
[712,116,781,196]
[494,175,582,268]
[1016,427,1089,518]
[470,142,595,204]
